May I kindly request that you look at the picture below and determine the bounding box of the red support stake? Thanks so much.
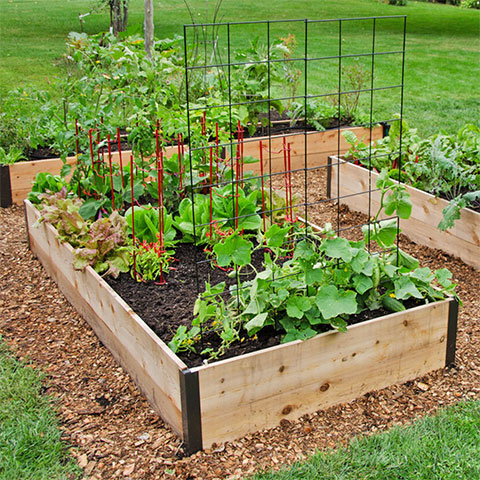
[107,134,115,211]
[117,128,124,188]
[130,155,137,281]
[240,123,244,189]
[155,128,164,250]
[259,141,267,232]
[283,137,290,222]
[209,146,213,240]
[215,122,220,178]
[287,142,294,257]
[287,142,293,221]
[235,127,241,230]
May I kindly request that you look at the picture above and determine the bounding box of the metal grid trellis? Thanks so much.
[182,15,407,307]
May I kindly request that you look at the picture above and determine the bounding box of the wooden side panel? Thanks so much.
[242,126,383,174]
[24,201,185,437]
[10,156,78,203]
[197,301,450,447]
[330,158,480,269]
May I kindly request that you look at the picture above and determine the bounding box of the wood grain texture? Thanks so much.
[195,300,451,447]
[25,201,186,438]
[242,126,382,174]
[329,158,480,269]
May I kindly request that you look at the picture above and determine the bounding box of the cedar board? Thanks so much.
[328,157,480,270]
[24,199,455,451]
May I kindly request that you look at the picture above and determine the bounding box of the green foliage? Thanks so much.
[28,173,68,204]
[73,210,131,277]
[343,121,480,230]
[124,205,176,244]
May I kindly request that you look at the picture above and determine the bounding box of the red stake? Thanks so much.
[155,129,165,285]
[209,146,214,240]
[259,141,267,232]
[107,134,115,211]
[215,122,220,178]
[283,137,290,221]
[130,155,137,281]
[117,128,124,188]
[239,122,244,188]
[235,127,241,230]
[287,142,293,221]
[155,129,164,250]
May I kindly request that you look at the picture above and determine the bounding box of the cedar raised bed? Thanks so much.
[24,199,458,453]
[1,126,382,207]
[327,156,480,270]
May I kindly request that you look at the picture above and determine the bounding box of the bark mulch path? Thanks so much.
[1,179,479,479]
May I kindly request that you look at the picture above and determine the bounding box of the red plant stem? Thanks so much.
[107,134,115,211]
[117,128,124,188]
[209,146,213,240]
[177,133,183,197]
[259,141,267,232]
[75,119,79,158]
[283,137,290,221]
[130,155,137,280]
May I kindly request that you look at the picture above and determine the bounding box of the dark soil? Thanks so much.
[106,242,423,368]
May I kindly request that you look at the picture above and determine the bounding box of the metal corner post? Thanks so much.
[179,368,202,454]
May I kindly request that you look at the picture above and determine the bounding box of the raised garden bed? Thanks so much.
[1,126,382,208]
[327,156,480,270]
[24,199,458,453]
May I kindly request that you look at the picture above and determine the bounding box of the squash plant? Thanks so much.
[169,170,458,361]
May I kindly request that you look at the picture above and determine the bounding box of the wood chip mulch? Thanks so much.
[1,171,479,479]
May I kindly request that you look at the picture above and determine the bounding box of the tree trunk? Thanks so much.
[110,0,128,36]
[144,0,154,58]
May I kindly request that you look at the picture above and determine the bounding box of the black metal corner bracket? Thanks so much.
[179,368,203,454]
[445,298,459,367]
[0,165,12,208]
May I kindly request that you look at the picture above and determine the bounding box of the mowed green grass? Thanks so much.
[0,0,479,134]
[252,400,480,480]
[0,339,81,480]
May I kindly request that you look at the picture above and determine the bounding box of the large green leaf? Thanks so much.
[320,237,353,262]
[315,285,358,320]
[394,277,423,300]
[286,296,312,319]
[213,234,252,267]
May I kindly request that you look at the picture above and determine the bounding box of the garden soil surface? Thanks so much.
[1,168,479,479]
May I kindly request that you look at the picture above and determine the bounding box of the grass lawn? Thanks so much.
[252,400,480,480]
[0,339,81,480]
[0,0,479,135]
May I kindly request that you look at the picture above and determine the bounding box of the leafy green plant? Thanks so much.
[28,173,69,204]
[169,170,458,362]
[73,210,130,277]
[343,121,480,229]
